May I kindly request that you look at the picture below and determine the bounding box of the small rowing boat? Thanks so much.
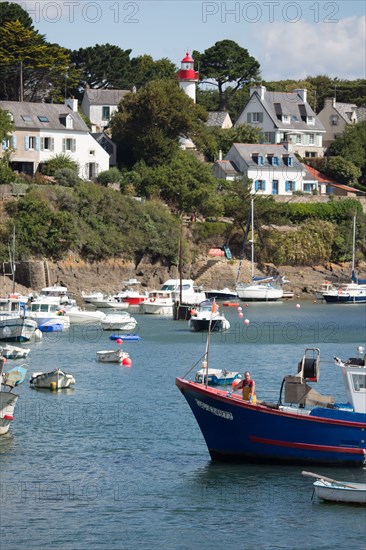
[302,471,366,504]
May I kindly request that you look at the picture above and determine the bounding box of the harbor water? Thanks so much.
[1,301,366,549]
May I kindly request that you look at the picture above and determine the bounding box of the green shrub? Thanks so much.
[44,154,79,176]
[97,167,122,186]
[54,168,81,187]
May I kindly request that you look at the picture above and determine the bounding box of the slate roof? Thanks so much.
[83,89,130,106]
[207,111,231,127]
[252,90,325,132]
[334,102,357,122]
[356,106,366,122]
[214,160,239,176]
[303,164,366,194]
[0,101,89,132]
[230,143,303,171]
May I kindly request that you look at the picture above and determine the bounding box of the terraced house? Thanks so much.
[0,99,109,180]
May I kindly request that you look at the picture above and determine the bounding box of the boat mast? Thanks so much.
[352,214,356,275]
[179,213,183,303]
[250,197,254,280]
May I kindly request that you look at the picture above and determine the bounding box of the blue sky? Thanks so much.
[16,0,366,80]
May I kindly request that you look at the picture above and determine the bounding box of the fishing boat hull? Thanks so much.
[0,391,18,435]
[0,344,30,359]
[0,317,38,342]
[189,317,230,332]
[30,369,75,390]
[96,349,129,363]
[313,480,366,504]
[176,378,366,465]
[322,286,366,304]
[195,368,241,386]
[101,314,138,331]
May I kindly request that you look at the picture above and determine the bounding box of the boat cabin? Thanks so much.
[336,348,366,414]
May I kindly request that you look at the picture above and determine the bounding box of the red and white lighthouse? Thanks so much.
[176,52,199,103]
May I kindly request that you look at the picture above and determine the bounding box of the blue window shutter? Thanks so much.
[255,180,260,191]
[288,157,293,166]
[24,136,29,151]
[35,137,40,151]
[285,181,289,192]
[263,180,266,191]
[292,181,296,191]
[247,113,252,123]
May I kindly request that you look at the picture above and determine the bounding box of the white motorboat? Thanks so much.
[88,296,130,309]
[0,344,30,359]
[0,356,27,435]
[235,198,285,301]
[302,471,366,504]
[96,349,130,363]
[101,312,138,331]
[28,298,71,329]
[30,368,75,390]
[0,313,39,342]
[161,279,206,305]
[188,300,230,332]
[61,305,106,324]
[139,290,174,316]
[81,291,104,303]
[205,288,238,301]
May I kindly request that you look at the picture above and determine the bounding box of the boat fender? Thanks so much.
[338,289,343,294]
[150,298,156,302]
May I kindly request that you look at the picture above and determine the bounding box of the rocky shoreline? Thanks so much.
[2,257,365,301]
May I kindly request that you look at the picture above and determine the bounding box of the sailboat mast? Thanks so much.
[352,214,356,274]
[251,197,254,280]
[11,225,16,294]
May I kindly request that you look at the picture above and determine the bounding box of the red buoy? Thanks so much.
[122,357,132,367]
[116,338,123,344]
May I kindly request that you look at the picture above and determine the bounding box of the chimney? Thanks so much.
[294,89,307,103]
[65,96,78,112]
[218,149,223,161]
[249,85,266,100]
[324,97,336,108]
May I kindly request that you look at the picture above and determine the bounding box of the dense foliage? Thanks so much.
[1,184,180,265]
[193,40,260,111]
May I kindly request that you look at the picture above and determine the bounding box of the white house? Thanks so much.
[207,111,233,129]
[213,143,318,195]
[317,97,358,148]
[0,99,109,180]
[80,88,131,131]
[235,86,325,158]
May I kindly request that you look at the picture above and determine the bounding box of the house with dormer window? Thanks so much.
[212,143,318,195]
[317,97,359,148]
[81,88,131,132]
[0,99,109,180]
[235,86,325,158]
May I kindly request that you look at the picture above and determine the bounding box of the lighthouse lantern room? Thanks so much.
[176,52,199,103]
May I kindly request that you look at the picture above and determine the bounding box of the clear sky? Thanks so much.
[15,0,366,80]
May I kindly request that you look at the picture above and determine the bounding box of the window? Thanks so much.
[21,115,32,122]
[309,134,315,145]
[65,115,73,129]
[257,155,264,165]
[62,138,76,152]
[41,137,54,151]
[247,112,263,123]
[102,106,111,120]
[285,180,296,192]
[264,132,275,143]
[331,115,338,126]
[295,134,302,144]
[352,374,366,391]
[272,180,279,195]
[307,116,315,125]
[38,115,49,122]
[282,114,290,123]
[283,156,294,167]
[24,136,39,150]
[255,179,266,191]
[89,150,95,156]
[271,156,279,166]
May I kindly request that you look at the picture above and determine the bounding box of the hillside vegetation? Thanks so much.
[0,183,364,268]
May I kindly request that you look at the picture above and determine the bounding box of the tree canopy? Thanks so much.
[70,44,132,91]
[0,20,72,101]
[0,1,34,28]
[193,40,260,110]
[110,80,207,167]
[328,122,366,183]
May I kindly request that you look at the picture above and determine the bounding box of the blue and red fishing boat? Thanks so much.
[176,347,366,466]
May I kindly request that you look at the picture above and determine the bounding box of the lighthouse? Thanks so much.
[176,52,199,103]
